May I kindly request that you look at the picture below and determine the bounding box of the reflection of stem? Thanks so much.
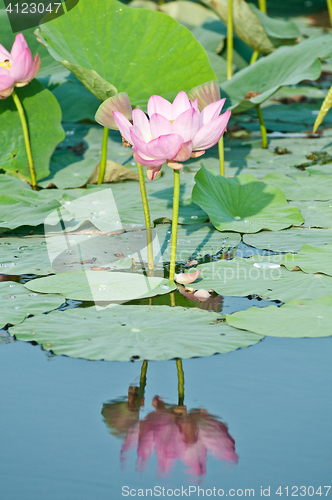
[176,359,184,406]
[250,50,259,65]
[170,291,176,307]
[218,136,225,176]
[258,0,267,13]
[12,89,37,189]
[169,169,180,281]
[97,127,108,184]
[227,0,233,80]
[137,360,148,405]
[256,105,267,149]
[137,163,154,273]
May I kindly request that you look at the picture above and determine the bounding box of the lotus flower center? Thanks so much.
[0,59,11,69]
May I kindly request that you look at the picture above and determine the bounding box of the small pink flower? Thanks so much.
[0,34,40,99]
[175,269,201,285]
[111,90,230,180]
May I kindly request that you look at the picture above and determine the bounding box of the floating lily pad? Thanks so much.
[226,297,332,338]
[263,172,332,201]
[220,35,332,113]
[289,201,332,228]
[0,282,64,329]
[282,243,332,276]
[39,0,215,106]
[198,255,332,302]
[10,305,262,361]
[52,78,100,122]
[24,271,176,302]
[243,227,332,253]
[0,199,64,233]
[192,166,303,233]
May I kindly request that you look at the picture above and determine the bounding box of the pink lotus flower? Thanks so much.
[121,396,238,476]
[111,90,230,180]
[0,34,40,99]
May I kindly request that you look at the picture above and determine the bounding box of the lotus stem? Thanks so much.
[250,50,259,65]
[256,105,267,149]
[327,0,332,28]
[227,0,233,80]
[169,169,180,281]
[258,0,267,14]
[137,360,148,405]
[170,291,176,306]
[61,0,68,13]
[12,89,37,189]
[137,163,154,272]
[97,126,109,184]
[218,136,225,176]
[176,359,185,406]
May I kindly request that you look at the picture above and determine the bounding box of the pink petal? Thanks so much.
[130,130,152,157]
[133,149,165,168]
[146,166,162,181]
[172,108,200,142]
[19,53,40,84]
[147,134,183,160]
[0,44,11,62]
[190,98,199,111]
[172,91,191,119]
[167,160,183,171]
[132,108,151,142]
[149,113,173,140]
[148,95,172,120]
[0,73,14,98]
[200,98,226,126]
[172,140,192,162]
[113,111,133,144]
[11,34,28,59]
[95,92,132,130]
[190,151,205,158]
[175,269,201,285]
[192,110,231,150]
[188,81,221,111]
[10,48,32,82]
[193,289,210,301]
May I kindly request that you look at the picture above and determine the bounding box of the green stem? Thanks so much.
[176,359,184,406]
[227,0,233,80]
[258,0,267,13]
[137,163,154,272]
[137,360,148,405]
[256,105,267,149]
[97,127,108,184]
[12,89,37,189]
[328,0,332,27]
[250,50,259,65]
[170,291,176,307]
[218,136,225,176]
[169,169,180,281]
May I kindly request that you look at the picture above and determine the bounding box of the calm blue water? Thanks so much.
[0,333,331,500]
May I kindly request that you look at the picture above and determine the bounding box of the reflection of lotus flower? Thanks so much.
[0,34,40,99]
[111,91,231,180]
[121,396,238,476]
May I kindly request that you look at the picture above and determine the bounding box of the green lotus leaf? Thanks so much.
[263,172,332,201]
[226,297,332,338]
[197,255,332,302]
[192,166,303,233]
[0,282,64,329]
[220,35,332,114]
[289,201,332,228]
[24,271,176,302]
[52,78,100,122]
[10,305,262,361]
[282,243,332,276]
[38,0,216,106]
[243,228,332,253]
[0,80,65,182]
[201,0,299,55]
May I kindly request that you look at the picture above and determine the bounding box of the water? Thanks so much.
[0,334,331,499]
